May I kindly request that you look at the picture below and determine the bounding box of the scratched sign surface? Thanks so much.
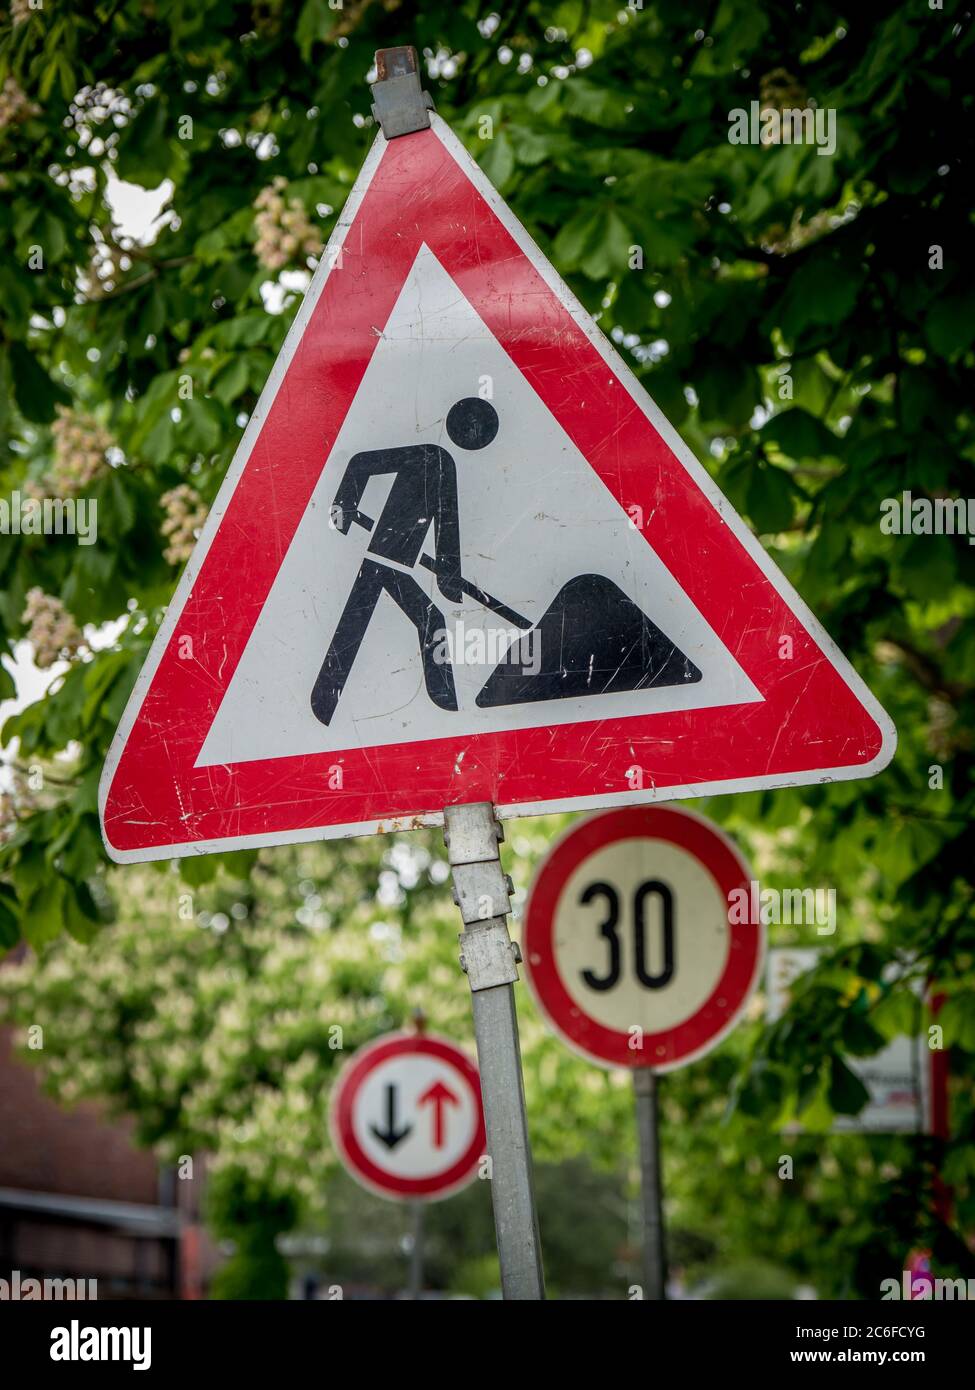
[99,114,895,862]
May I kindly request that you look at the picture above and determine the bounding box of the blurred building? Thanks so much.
[0,1018,211,1299]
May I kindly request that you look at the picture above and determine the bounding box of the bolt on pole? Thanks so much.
[444,802,546,1301]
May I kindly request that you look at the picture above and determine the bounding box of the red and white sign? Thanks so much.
[523,806,763,1071]
[329,1032,485,1201]
[99,112,894,863]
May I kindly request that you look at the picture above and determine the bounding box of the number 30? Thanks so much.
[579,880,675,992]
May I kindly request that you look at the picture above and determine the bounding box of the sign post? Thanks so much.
[633,1069,666,1301]
[524,805,764,1299]
[407,1201,424,1300]
[444,802,545,1300]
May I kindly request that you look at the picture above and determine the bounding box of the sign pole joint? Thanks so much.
[444,801,545,1300]
[444,802,519,988]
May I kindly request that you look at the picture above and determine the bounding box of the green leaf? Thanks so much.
[776,250,865,341]
[872,989,922,1041]
[62,881,102,944]
[115,100,170,186]
[504,124,569,167]
[554,206,631,280]
[179,854,218,887]
[0,658,15,701]
[762,408,837,462]
[40,210,67,263]
[827,1055,870,1115]
[296,0,338,63]
[58,816,105,881]
[105,471,137,536]
[136,282,167,341]
[553,208,603,271]
[211,315,272,349]
[478,132,515,191]
[747,463,797,533]
[891,534,957,602]
[23,877,65,949]
[840,1010,887,1057]
[142,411,176,466]
[57,54,76,104]
[179,398,224,453]
[696,356,758,428]
[0,885,19,950]
[925,289,975,357]
[736,1062,784,1117]
[561,79,632,129]
[9,342,69,423]
[212,355,250,405]
[579,209,631,280]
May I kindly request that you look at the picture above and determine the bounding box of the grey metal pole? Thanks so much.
[407,1200,424,1299]
[444,802,545,1301]
[633,1069,666,1300]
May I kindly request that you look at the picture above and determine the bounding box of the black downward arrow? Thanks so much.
[370,1083,413,1149]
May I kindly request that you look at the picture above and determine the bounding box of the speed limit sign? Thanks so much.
[523,805,763,1071]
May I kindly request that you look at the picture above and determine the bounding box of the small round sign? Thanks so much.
[330,1032,486,1201]
[523,805,763,1071]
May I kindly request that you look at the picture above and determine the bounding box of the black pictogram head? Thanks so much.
[445,398,499,451]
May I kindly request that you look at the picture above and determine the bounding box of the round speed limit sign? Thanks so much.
[523,806,763,1071]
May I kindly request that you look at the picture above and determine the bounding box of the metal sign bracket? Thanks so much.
[372,46,435,139]
[444,802,545,1300]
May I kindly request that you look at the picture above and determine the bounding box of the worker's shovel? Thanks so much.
[344,506,533,630]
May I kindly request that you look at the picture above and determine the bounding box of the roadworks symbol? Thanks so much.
[312,395,701,726]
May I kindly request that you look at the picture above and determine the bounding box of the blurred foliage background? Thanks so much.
[0,0,972,1297]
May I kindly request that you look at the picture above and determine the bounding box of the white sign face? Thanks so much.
[766,949,932,1133]
[330,1033,485,1201]
[199,243,756,768]
[524,806,764,1071]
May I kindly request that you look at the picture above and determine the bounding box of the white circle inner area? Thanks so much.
[352,1054,478,1180]
[552,838,730,1035]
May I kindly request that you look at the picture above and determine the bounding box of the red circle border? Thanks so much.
[523,806,762,1071]
[329,1033,486,1201]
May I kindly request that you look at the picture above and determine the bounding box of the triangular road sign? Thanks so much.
[100,113,895,862]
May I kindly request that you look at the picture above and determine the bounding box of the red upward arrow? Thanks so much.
[417,1080,459,1149]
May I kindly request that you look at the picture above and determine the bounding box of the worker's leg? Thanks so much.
[378,568,458,712]
[311,560,387,725]
[312,560,457,725]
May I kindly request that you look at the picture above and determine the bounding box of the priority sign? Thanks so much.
[330,1032,485,1202]
[523,805,763,1072]
[98,90,893,863]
